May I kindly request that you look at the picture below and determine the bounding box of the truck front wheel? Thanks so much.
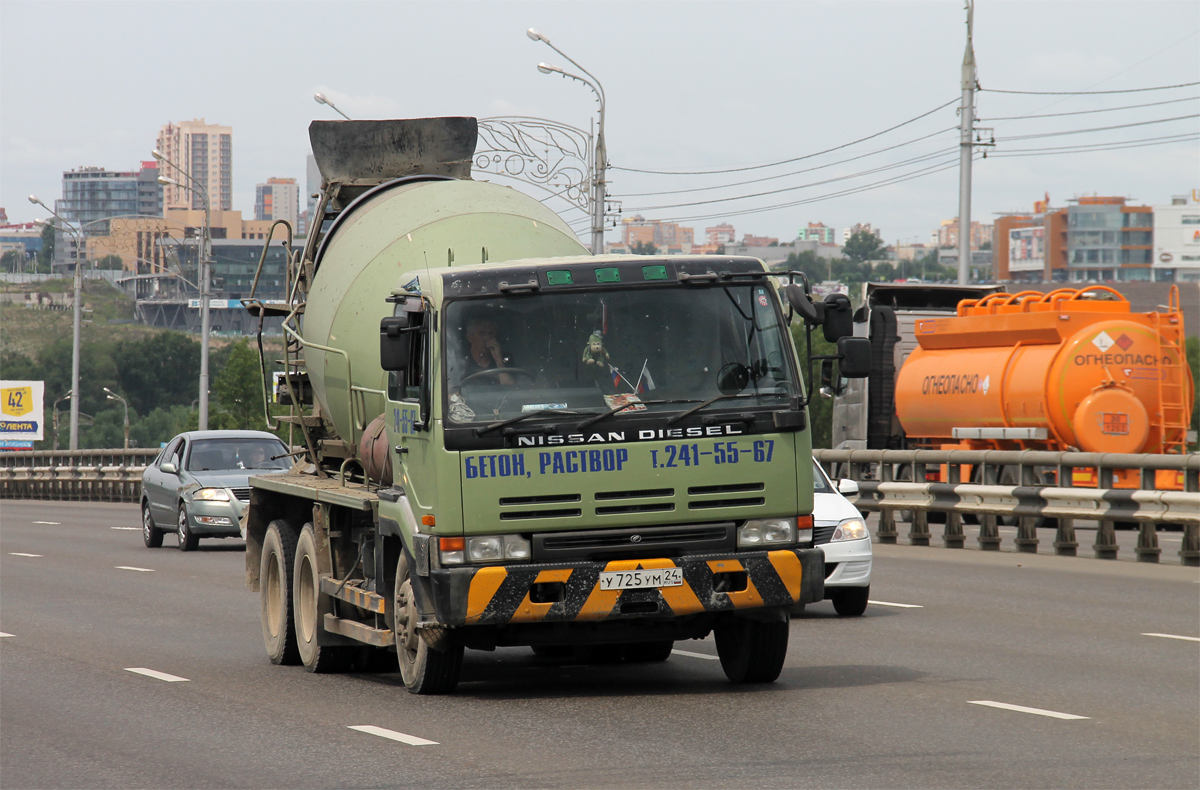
[294,524,349,673]
[260,520,300,665]
[714,616,789,683]
[394,554,462,694]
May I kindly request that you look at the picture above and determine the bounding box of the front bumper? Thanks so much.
[420,548,825,627]
[818,536,872,589]
[186,496,246,537]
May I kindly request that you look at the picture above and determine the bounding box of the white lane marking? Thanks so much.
[671,649,720,661]
[9,552,42,558]
[1142,632,1200,642]
[125,667,190,682]
[968,700,1088,720]
[111,526,139,531]
[115,566,155,573]
[868,600,923,608]
[0,632,13,638]
[32,521,59,525]
[347,725,437,746]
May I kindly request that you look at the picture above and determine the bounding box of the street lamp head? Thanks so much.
[151,148,166,162]
[527,28,548,43]
[314,92,329,105]
[28,195,43,207]
[103,387,114,395]
[538,62,561,75]
[158,175,179,187]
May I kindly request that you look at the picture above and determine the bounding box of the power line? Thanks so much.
[618,126,957,198]
[610,97,959,176]
[981,94,1199,122]
[623,148,960,212]
[981,80,1200,96]
[991,133,1199,158]
[997,113,1199,142]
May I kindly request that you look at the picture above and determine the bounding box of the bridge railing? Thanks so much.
[0,449,157,503]
[814,448,1199,566]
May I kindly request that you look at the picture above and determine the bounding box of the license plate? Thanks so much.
[599,567,683,591]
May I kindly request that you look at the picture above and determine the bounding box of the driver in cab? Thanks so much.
[462,317,514,386]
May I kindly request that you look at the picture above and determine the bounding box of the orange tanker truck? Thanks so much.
[830,283,1193,490]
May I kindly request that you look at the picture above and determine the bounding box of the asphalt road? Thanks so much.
[2,500,1197,789]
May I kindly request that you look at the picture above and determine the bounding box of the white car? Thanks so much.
[810,460,872,616]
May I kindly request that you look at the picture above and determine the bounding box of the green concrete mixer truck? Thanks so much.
[241,117,870,694]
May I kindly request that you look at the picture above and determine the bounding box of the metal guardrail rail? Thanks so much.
[815,448,1200,566]
[0,450,156,503]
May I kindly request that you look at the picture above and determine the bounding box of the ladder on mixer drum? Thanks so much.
[1154,286,1189,455]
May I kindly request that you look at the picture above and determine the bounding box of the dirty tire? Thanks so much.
[831,585,870,617]
[624,640,674,663]
[261,520,300,665]
[176,505,199,552]
[715,616,790,684]
[294,523,349,673]
[142,502,163,548]
[394,554,462,694]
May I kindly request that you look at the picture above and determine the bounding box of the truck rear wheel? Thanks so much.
[294,524,349,673]
[260,520,300,665]
[714,616,789,683]
[394,554,462,694]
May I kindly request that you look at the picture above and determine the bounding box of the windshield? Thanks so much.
[443,284,797,424]
[186,438,291,472]
[812,460,834,493]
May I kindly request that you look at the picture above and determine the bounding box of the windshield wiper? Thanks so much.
[474,409,587,437]
[574,398,702,432]
[665,391,787,425]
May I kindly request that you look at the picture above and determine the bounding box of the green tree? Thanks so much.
[94,254,124,270]
[784,250,828,284]
[842,231,884,265]
[1,250,26,272]
[36,223,55,272]
[212,339,266,430]
[113,332,201,415]
[631,241,658,255]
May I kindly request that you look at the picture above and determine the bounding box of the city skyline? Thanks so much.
[2,1,1196,246]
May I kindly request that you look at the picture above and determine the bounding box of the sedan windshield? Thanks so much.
[187,438,291,472]
[444,283,797,424]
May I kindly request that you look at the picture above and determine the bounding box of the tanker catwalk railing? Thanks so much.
[0,449,159,502]
[814,448,1200,566]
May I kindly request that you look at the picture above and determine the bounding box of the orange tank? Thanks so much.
[894,286,1193,455]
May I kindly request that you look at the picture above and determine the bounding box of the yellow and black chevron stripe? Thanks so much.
[456,550,813,626]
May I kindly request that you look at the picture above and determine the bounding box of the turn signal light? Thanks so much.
[422,514,436,527]
[439,537,464,551]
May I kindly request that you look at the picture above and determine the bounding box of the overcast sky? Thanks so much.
[2,0,1197,246]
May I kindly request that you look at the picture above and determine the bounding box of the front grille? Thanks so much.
[499,494,580,506]
[595,502,675,516]
[688,483,764,495]
[532,521,736,562]
[813,523,837,546]
[230,487,251,502]
[500,508,582,520]
[595,488,673,500]
[689,497,765,510]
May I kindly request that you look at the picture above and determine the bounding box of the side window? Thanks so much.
[160,438,182,468]
[386,307,427,404]
[172,440,187,467]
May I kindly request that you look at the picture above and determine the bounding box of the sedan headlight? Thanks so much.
[193,487,230,501]
[738,517,797,548]
[831,518,868,542]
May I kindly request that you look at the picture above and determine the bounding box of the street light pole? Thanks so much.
[956,0,977,285]
[52,391,71,451]
[155,162,212,430]
[104,387,129,449]
[528,29,607,255]
[28,195,84,450]
[313,93,352,120]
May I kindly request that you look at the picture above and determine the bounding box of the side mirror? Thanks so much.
[783,284,824,325]
[837,478,859,495]
[822,293,853,342]
[836,337,871,378]
[160,461,178,475]
[380,316,411,372]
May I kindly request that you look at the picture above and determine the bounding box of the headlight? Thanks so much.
[738,517,797,548]
[831,518,868,542]
[443,534,532,565]
[193,488,230,501]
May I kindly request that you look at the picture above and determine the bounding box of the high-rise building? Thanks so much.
[255,177,300,230]
[156,119,233,212]
[1152,191,1200,283]
[706,223,735,246]
[934,217,992,249]
[844,223,882,243]
[137,161,163,217]
[799,223,835,243]
[620,215,694,249]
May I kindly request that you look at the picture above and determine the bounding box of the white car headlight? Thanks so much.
[193,487,230,501]
[738,517,797,548]
[831,518,868,542]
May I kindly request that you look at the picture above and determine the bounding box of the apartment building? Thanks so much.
[255,177,300,230]
[156,119,233,212]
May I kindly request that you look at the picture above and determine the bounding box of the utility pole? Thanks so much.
[956,0,977,285]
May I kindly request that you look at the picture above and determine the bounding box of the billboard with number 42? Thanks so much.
[1,380,45,442]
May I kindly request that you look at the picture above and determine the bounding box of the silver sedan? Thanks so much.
[140,430,291,551]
